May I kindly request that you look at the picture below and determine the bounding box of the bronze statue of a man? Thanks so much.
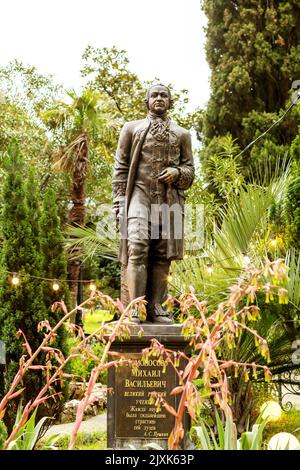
[112,84,194,324]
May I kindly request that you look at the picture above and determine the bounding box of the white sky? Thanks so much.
[0,0,210,111]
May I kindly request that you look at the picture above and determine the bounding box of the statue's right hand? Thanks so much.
[112,202,120,228]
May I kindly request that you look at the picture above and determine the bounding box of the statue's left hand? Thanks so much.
[158,167,179,184]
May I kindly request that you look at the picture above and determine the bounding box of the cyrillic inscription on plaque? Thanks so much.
[115,354,176,439]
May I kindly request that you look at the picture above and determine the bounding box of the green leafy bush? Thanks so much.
[263,410,300,444]
[37,431,107,450]
[192,412,268,450]
[0,420,8,449]
[67,337,107,384]
[83,309,114,335]
[6,405,62,450]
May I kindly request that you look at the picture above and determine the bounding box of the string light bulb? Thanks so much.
[52,280,60,291]
[167,273,173,283]
[260,401,282,422]
[11,273,20,286]
[244,255,251,266]
[89,281,97,292]
[207,263,213,274]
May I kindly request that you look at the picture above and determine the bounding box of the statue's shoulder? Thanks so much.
[170,120,191,138]
[122,118,148,133]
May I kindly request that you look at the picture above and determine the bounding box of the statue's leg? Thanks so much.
[147,237,173,324]
[127,217,150,323]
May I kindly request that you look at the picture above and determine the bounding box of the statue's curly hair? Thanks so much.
[144,84,174,110]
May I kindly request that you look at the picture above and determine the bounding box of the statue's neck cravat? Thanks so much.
[147,112,170,142]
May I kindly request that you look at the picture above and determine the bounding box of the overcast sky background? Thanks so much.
[0,0,210,111]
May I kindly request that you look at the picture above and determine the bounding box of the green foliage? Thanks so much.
[81,45,196,132]
[173,164,292,310]
[0,143,71,428]
[0,98,50,169]
[285,160,300,249]
[67,337,107,384]
[40,187,70,351]
[64,224,118,262]
[263,410,300,444]
[0,142,48,404]
[6,404,64,450]
[41,88,104,146]
[173,161,300,431]
[192,412,267,450]
[0,62,71,213]
[38,82,117,217]
[0,59,62,116]
[64,224,120,298]
[25,167,44,268]
[203,134,244,198]
[82,46,146,121]
[201,0,300,174]
[37,431,107,450]
[83,309,115,335]
[41,87,113,307]
[0,420,8,449]
[0,61,68,197]
[97,258,120,299]
[7,406,48,450]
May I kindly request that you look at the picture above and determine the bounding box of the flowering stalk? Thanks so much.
[0,296,95,419]
[1,292,143,449]
[68,296,145,449]
[144,259,288,450]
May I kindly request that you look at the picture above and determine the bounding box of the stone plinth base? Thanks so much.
[107,324,190,450]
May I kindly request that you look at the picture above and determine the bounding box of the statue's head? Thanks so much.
[145,84,173,115]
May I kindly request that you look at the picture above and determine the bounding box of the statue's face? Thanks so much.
[147,85,170,115]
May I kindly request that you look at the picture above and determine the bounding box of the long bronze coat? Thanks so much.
[112,117,195,265]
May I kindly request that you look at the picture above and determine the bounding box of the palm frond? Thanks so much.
[40,107,70,130]
[173,165,292,310]
[285,249,300,311]
[52,133,87,172]
[248,152,291,188]
[64,224,119,262]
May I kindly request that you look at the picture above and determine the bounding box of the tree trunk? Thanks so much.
[68,135,89,320]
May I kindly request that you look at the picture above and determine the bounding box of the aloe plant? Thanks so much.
[192,412,268,450]
[6,405,63,451]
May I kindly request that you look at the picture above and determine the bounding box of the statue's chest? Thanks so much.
[140,131,180,164]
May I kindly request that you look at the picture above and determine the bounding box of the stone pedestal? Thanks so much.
[107,324,190,450]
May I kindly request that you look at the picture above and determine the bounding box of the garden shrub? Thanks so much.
[263,410,300,444]
[0,420,8,449]
[67,337,107,384]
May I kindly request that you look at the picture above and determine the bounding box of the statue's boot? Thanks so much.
[147,261,173,324]
[127,262,148,324]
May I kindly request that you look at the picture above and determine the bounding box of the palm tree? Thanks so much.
[173,163,292,308]
[41,88,109,309]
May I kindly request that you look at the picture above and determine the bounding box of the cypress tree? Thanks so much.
[201,0,300,173]
[40,187,70,354]
[0,142,48,414]
[0,145,72,427]
[25,167,44,268]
